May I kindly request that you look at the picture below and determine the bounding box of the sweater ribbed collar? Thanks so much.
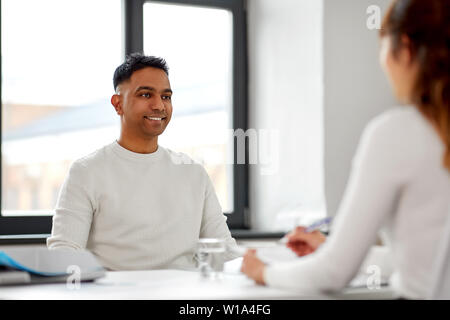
[110,140,164,162]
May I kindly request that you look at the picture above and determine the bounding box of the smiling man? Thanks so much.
[47,53,239,270]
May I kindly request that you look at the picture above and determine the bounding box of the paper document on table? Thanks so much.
[255,246,299,264]
[229,244,299,264]
[347,245,393,288]
[347,272,390,288]
[223,245,299,274]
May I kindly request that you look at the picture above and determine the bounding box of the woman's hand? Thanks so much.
[285,226,326,257]
[240,249,266,285]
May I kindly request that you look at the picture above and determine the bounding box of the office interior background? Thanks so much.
[0,0,396,241]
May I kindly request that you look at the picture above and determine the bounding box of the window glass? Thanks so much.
[1,0,122,216]
[144,2,234,213]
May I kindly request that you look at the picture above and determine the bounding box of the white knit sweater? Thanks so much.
[47,141,239,271]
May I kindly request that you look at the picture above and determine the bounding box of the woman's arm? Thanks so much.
[244,112,412,292]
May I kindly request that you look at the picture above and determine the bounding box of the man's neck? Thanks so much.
[117,134,159,154]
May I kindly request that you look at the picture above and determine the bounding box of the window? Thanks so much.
[136,0,248,227]
[144,2,234,212]
[0,0,248,236]
[0,0,123,234]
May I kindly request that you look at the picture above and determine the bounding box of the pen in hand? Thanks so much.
[304,216,333,233]
[278,216,332,244]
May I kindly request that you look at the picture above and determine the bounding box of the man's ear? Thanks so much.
[111,94,123,115]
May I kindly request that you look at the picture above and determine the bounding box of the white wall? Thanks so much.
[247,0,325,231]
[323,0,396,216]
[247,0,397,230]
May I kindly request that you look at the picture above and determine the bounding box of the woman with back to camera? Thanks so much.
[241,0,450,299]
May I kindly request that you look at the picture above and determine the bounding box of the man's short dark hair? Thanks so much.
[113,53,169,91]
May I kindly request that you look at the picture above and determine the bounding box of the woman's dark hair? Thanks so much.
[380,0,450,171]
[113,53,169,91]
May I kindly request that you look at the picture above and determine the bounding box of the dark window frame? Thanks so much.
[0,0,248,237]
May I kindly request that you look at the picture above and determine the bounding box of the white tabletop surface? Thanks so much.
[0,267,395,300]
[0,243,398,300]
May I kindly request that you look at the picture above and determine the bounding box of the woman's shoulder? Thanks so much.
[364,106,435,145]
[369,106,426,130]
[356,106,443,173]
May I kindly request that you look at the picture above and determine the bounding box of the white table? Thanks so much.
[0,268,395,300]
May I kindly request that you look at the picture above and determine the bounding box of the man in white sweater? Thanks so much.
[47,53,239,271]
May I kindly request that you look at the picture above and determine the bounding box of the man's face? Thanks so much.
[112,67,173,139]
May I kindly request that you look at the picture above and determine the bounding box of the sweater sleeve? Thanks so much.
[47,161,94,251]
[199,170,241,261]
[264,113,409,293]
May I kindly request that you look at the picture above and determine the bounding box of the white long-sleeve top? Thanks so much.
[47,141,239,271]
[264,107,450,299]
